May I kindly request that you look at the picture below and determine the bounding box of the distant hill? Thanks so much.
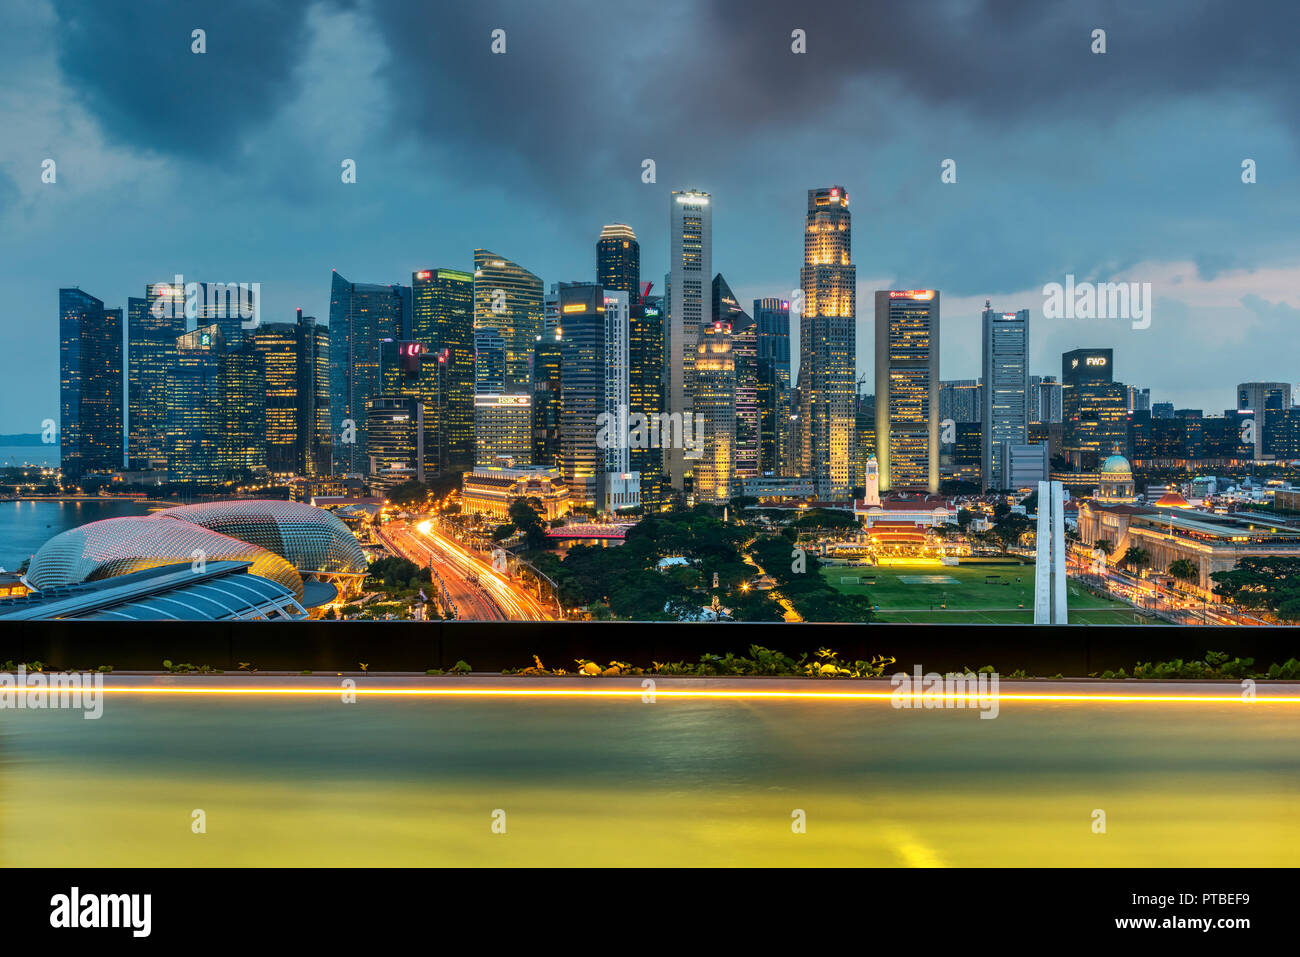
[0,434,45,446]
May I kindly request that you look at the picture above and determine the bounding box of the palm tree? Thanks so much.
[1169,558,1198,584]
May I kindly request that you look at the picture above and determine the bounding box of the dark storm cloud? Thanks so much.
[50,0,343,160]
[361,0,1300,196]
[694,0,1300,130]
[52,0,1300,192]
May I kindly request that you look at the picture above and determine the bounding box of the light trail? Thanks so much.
[413,523,553,620]
[70,686,1300,704]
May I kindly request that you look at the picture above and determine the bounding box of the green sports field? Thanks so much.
[822,561,1153,624]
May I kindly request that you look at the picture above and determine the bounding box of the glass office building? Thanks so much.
[59,288,124,481]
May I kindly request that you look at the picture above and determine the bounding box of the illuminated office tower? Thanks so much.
[222,336,267,477]
[532,326,564,468]
[666,189,711,489]
[597,224,640,304]
[939,379,981,424]
[59,288,124,481]
[557,284,605,506]
[799,186,856,499]
[714,274,758,480]
[629,291,666,507]
[473,327,531,467]
[473,250,542,392]
[874,289,940,493]
[329,271,409,474]
[127,281,185,469]
[252,309,330,478]
[366,395,422,490]
[193,281,259,348]
[1030,375,1063,424]
[599,290,639,512]
[1237,381,1292,461]
[1061,348,1126,469]
[166,324,226,485]
[753,297,792,476]
[981,302,1029,491]
[411,268,474,473]
[693,319,736,502]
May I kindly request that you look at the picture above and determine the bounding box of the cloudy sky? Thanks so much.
[2,0,1298,427]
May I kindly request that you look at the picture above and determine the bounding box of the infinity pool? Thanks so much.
[2,679,1297,866]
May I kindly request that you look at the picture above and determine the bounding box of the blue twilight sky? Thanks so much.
[1,0,1298,429]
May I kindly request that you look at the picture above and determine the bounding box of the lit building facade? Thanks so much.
[753,297,792,476]
[596,224,640,304]
[127,282,185,470]
[252,309,330,478]
[874,289,940,493]
[666,189,711,489]
[693,319,736,502]
[473,250,543,393]
[799,186,856,500]
[462,464,572,522]
[328,271,408,475]
[1062,349,1127,470]
[558,284,606,506]
[366,394,422,489]
[714,274,758,480]
[981,303,1029,491]
[166,325,226,485]
[411,267,475,474]
[60,288,124,481]
[629,293,666,507]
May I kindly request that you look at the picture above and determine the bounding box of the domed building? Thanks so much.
[1095,454,1136,504]
[23,500,370,606]
[25,515,303,597]
[158,500,367,577]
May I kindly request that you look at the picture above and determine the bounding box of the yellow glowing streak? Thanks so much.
[69,687,1300,704]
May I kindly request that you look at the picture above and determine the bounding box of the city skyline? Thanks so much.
[4,0,1300,423]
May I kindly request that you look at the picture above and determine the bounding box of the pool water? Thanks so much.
[2,689,1297,866]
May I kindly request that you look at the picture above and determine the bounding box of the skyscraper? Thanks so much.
[875,290,940,493]
[753,297,792,476]
[1237,381,1292,461]
[252,309,330,478]
[127,282,185,470]
[473,250,543,393]
[473,326,531,466]
[693,318,737,502]
[599,290,639,513]
[1030,375,1063,424]
[939,379,981,424]
[714,275,758,481]
[328,271,408,474]
[1062,348,1126,468]
[981,303,1029,491]
[59,288,124,481]
[411,268,475,474]
[799,186,856,499]
[166,324,226,485]
[666,189,711,489]
[596,224,640,305]
[558,284,605,507]
[628,289,666,507]
[223,337,267,477]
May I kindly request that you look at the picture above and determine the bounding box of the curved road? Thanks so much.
[376,524,505,621]
[411,522,556,620]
